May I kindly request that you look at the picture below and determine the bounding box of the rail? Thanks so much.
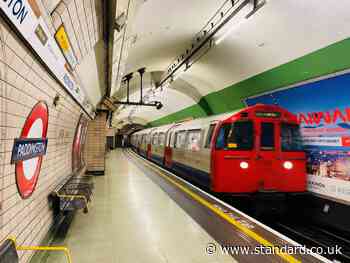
[1,237,72,263]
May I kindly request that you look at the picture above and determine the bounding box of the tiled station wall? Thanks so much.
[0,0,102,261]
[44,0,102,66]
[85,112,107,174]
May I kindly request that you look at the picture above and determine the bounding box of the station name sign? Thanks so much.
[0,0,95,118]
[11,138,48,164]
[1,0,29,24]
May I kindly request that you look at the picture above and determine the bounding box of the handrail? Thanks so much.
[7,237,73,263]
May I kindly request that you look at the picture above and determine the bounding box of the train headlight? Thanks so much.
[283,161,293,170]
[240,161,249,169]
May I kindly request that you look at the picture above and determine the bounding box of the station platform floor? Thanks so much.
[43,150,235,263]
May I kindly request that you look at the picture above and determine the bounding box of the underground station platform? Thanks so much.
[2,0,350,262]
[11,149,325,263]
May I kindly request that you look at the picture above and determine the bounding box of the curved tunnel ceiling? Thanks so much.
[113,87,198,126]
[112,71,204,104]
[111,0,350,127]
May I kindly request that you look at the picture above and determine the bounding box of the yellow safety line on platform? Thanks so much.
[7,237,73,263]
[127,150,301,263]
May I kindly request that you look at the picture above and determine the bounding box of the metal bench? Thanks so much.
[51,174,94,214]
[49,174,94,237]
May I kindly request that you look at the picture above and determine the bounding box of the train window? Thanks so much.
[152,133,158,145]
[205,124,216,148]
[159,133,166,146]
[281,123,304,151]
[171,132,177,147]
[187,130,202,151]
[260,123,275,150]
[216,122,254,150]
[175,131,187,148]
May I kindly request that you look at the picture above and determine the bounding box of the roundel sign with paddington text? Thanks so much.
[11,102,49,199]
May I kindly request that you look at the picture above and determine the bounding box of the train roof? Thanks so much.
[132,110,237,136]
[131,104,296,136]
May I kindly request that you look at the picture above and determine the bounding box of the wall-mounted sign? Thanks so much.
[0,0,94,118]
[11,138,48,163]
[14,101,49,199]
[55,25,78,69]
[245,72,350,204]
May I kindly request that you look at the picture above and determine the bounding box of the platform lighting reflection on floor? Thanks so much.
[126,165,165,243]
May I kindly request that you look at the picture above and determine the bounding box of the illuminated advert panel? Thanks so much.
[246,72,350,204]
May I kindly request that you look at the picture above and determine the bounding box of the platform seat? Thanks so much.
[0,239,18,263]
[51,174,94,214]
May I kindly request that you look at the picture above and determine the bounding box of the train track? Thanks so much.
[274,222,350,262]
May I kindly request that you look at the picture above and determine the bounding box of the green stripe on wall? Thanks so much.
[150,104,207,126]
[149,38,350,126]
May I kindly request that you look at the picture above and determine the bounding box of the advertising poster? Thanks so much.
[245,72,350,204]
[55,25,78,69]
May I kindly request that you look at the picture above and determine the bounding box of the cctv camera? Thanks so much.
[155,101,163,110]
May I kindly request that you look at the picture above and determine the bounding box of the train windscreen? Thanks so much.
[260,122,275,150]
[281,123,304,151]
[216,121,254,150]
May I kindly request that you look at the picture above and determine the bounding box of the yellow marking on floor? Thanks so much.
[127,150,301,263]
[7,237,73,263]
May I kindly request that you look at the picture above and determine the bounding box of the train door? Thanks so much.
[146,133,152,159]
[211,121,256,193]
[164,125,179,168]
[164,131,173,168]
[141,134,146,157]
[255,121,281,191]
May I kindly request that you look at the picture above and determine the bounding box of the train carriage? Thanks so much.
[163,114,231,187]
[148,124,174,165]
[138,129,151,157]
[131,104,307,205]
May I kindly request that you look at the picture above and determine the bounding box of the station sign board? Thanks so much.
[245,71,350,204]
[0,0,94,118]
[12,101,49,199]
[11,138,47,163]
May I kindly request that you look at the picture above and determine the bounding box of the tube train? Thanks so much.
[130,104,307,213]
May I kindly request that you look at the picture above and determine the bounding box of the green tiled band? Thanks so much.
[149,37,350,127]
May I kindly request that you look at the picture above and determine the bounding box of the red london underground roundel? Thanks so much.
[15,101,49,199]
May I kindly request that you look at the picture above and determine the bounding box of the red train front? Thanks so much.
[211,104,307,195]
